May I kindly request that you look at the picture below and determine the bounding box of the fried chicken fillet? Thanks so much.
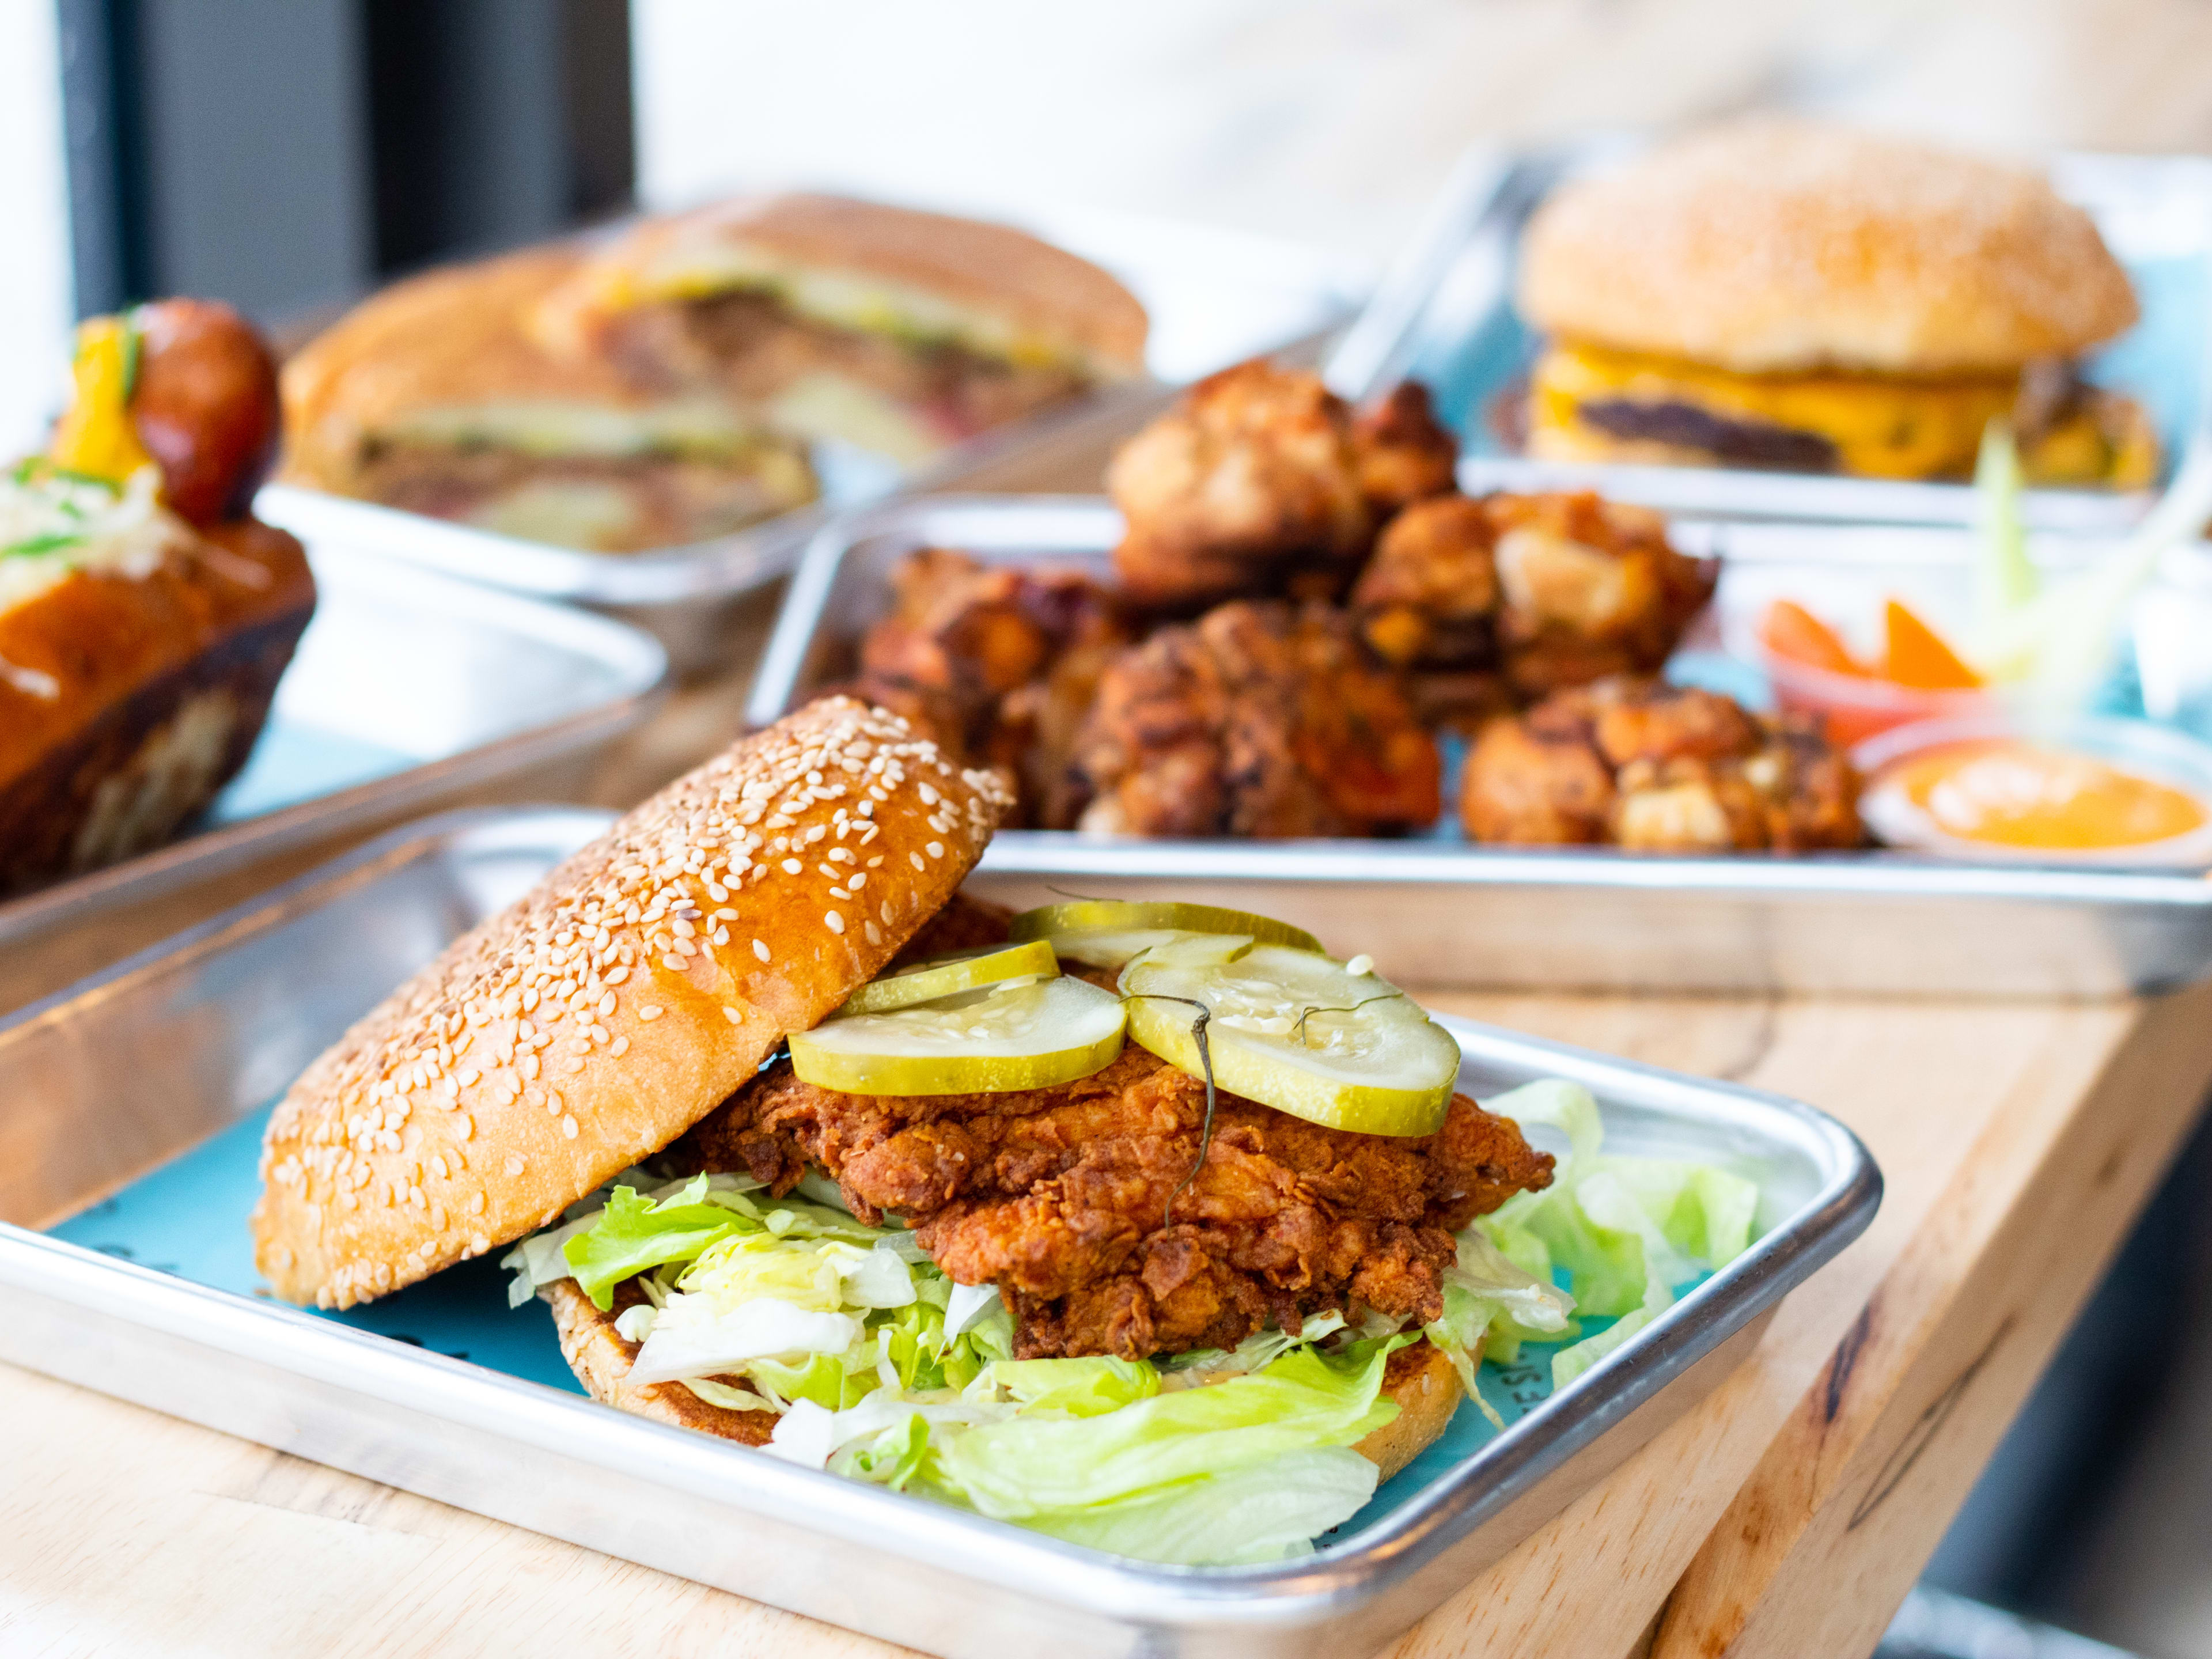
[1067,599,1442,838]
[1107,363,1458,612]
[1352,490,1717,722]
[669,1040,1554,1362]
[1461,677,1863,851]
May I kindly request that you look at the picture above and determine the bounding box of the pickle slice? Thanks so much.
[1009,901,1322,969]
[790,976,1126,1096]
[1120,945,1459,1137]
[836,940,1060,1017]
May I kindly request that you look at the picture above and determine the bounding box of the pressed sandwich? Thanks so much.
[282,247,817,552]
[534,194,1150,465]
[1516,120,2158,487]
[253,698,1758,1563]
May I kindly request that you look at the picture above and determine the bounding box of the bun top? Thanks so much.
[252,698,1013,1310]
[280,247,685,488]
[1517,120,2140,376]
[535,193,1150,380]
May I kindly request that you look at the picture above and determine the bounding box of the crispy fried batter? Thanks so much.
[1461,677,1863,851]
[850,547,1132,823]
[1106,363,1457,611]
[672,1044,1554,1361]
[1352,491,1716,721]
[1067,600,1442,838]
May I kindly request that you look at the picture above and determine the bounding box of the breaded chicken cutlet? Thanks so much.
[672,1046,1551,1361]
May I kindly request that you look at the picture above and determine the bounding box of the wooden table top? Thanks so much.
[8,624,2212,1658]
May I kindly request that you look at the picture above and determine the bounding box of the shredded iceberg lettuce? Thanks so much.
[499,1075,1763,1564]
[1469,1080,1759,1389]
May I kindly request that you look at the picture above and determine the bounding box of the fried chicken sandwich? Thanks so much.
[1517,120,2157,487]
[256,697,1762,1565]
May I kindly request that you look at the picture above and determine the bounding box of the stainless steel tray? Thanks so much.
[0,550,666,1015]
[748,494,2212,997]
[257,208,1367,674]
[1349,141,2212,533]
[0,806,1878,1659]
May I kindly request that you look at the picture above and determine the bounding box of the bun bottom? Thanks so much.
[1354,1341,1465,1480]
[553,1274,1466,1484]
[547,1277,777,1445]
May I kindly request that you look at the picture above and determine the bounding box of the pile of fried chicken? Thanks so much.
[850,360,1865,853]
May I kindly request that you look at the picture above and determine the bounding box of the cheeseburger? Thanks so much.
[255,700,1703,1564]
[1517,120,2158,487]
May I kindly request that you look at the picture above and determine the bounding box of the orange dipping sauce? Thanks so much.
[1887,740,2210,851]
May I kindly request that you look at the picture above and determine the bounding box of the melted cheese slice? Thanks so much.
[1531,342,2016,480]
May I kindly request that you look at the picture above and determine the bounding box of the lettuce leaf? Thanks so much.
[938,1337,1410,1521]
[1020,1449,1378,1565]
[1475,1080,1760,1389]
[563,1177,753,1310]
[976,1357,1160,1418]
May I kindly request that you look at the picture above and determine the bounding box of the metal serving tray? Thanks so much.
[0,548,666,1016]
[1348,140,2212,533]
[257,209,1368,674]
[748,495,2212,998]
[0,806,1877,1659]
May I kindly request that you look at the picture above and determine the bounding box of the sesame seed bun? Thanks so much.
[1518,120,2140,376]
[551,1271,1467,1482]
[536,193,1149,380]
[251,698,1013,1310]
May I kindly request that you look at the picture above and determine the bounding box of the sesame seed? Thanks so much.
[753,940,771,962]
[562,1115,579,1139]
[926,842,944,859]
[825,911,846,934]
[722,1006,743,1024]
[910,853,925,870]
[639,1006,664,1022]
[865,922,882,946]
[505,1156,525,1176]
[663,955,687,972]
[781,859,802,875]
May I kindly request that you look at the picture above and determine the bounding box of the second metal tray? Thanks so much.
[0,806,1877,1659]
[0,547,667,1015]
[748,495,2212,998]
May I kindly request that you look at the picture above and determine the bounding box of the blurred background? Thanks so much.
[9,3,2212,1653]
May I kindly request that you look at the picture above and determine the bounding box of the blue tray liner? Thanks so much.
[46,1105,1674,1541]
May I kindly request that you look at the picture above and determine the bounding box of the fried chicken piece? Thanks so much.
[1351,491,1717,722]
[1107,363,1457,611]
[672,1044,1555,1361]
[1067,600,1442,838]
[1461,677,1863,851]
[850,548,1132,823]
